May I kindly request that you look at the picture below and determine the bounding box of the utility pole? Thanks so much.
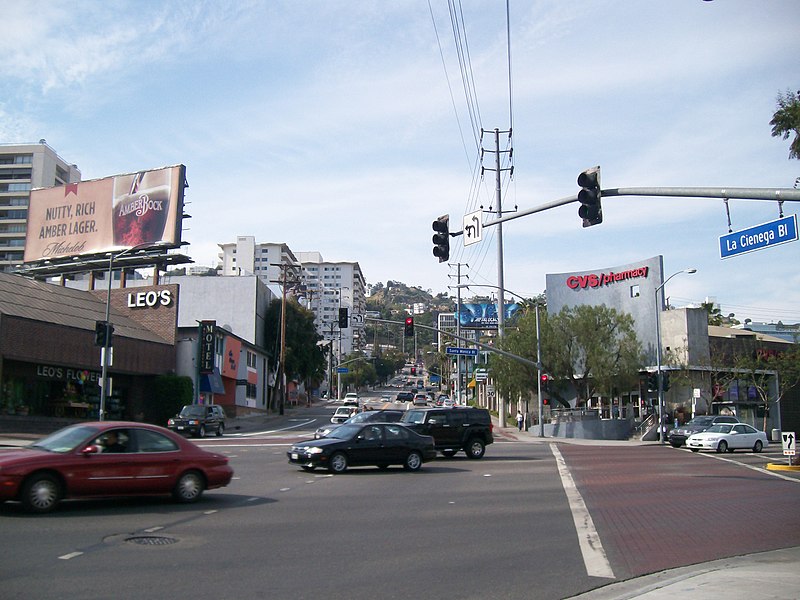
[448,263,468,404]
[481,127,513,423]
[271,262,302,415]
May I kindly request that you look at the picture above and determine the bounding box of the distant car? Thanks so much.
[395,391,414,403]
[288,423,436,473]
[413,393,429,406]
[342,392,360,407]
[686,423,768,453]
[315,409,404,439]
[331,406,356,424]
[667,415,740,447]
[0,422,233,513]
[167,404,226,438]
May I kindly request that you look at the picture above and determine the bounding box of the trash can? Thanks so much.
[772,428,781,443]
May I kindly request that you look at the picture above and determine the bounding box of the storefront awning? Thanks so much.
[200,368,225,394]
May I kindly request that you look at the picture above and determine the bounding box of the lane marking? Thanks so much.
[58,552,83,560]
[692,450,800,483]
[550,444,615,579]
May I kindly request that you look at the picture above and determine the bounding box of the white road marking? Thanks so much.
[550,444,615,579]
[58,552,83,560]
[144,526,164,533]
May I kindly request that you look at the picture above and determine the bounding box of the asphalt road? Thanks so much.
[1,401,798,600]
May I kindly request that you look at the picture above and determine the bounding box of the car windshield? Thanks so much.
[401,410,425,424]
[30,424,99,453]
[705,424,733,434]
[327,424,361,440]
[179,406,206,418]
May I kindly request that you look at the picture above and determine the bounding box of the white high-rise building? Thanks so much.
[296,251,366,357]
[0,141,81,272]
[216,238,367,357]
[217,236,301,284]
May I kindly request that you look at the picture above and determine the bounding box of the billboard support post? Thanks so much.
[99,241,169,420]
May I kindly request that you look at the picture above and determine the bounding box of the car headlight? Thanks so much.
[306,447,324,455]
[168,419,174,426]
[189,420,199,425]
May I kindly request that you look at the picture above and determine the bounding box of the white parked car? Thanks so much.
[686,423,768,454]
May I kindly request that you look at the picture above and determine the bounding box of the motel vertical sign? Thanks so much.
[719,215,798,259]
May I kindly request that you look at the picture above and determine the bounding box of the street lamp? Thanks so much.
[654,268,697,442]
[99,241,168,420]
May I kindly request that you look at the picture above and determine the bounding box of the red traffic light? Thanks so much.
[404,317,414,337]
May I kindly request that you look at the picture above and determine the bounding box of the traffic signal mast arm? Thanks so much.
[365,316,540,370]
[453,186,800,233]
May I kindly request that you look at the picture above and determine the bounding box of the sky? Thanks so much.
[2,0,799,323]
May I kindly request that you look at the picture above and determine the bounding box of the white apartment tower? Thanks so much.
[217,236,301,283]
[216,238,367,356]
[296,251,366,356]
[0,141,81,272]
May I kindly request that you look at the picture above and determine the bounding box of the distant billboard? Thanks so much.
[458,302,520,330]
[24,164,186,263]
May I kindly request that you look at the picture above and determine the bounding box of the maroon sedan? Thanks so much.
[0,421,233,513]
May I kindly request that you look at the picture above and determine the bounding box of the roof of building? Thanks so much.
[708,325,793,345]
[0,272,168,344]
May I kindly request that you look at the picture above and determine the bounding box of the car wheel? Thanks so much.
[753,440,764,453]
[197,425,206,439]
[21,473,62,513]
[404,451,423,471]
[329,452,348,474]
[441,449,458,458]
[669,440,682,448]
[173,470,205,503]
[216,423,224,437]
[690,448,699,452]
[465,438,485,459]
[717,440,728,453]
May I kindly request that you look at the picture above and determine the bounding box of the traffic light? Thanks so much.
[646,372,659,393]
[338,307,349,329]
[94,320,113,347]
[432,214,450,263]
[540,374,550,393]
[577,166,602,227]
[404,316,414,337]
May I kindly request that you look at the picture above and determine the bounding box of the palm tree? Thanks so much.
[770,89,800,160]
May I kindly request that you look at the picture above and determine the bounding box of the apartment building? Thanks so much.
[0,141,81,272]
[296,251,366,357]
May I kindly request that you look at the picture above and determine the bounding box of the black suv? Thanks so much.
[167,404,227,438]
[667,414,739,447]
[400,407,493,459]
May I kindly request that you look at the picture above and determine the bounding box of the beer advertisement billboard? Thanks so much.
[24,164,186,262]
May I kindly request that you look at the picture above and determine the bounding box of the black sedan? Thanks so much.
[288,423,436,473]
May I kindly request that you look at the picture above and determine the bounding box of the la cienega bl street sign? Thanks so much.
[719,214,797,259]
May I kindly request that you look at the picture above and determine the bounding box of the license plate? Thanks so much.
[291,453,299,460]
[177,426,185,430]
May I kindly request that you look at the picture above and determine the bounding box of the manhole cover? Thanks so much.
[125,535,179,546]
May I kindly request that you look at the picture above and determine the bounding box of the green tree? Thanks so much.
[489,303,642,407]
[541,304,643,405]
[264,299,326,386]
[770,88,800,160]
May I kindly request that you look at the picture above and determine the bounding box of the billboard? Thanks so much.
[458,302,520,329]
[24,165,186,263]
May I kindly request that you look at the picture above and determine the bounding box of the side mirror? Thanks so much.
[81,445,102,456]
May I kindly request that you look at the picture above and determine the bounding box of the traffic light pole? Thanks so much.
[464,186,800,233]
